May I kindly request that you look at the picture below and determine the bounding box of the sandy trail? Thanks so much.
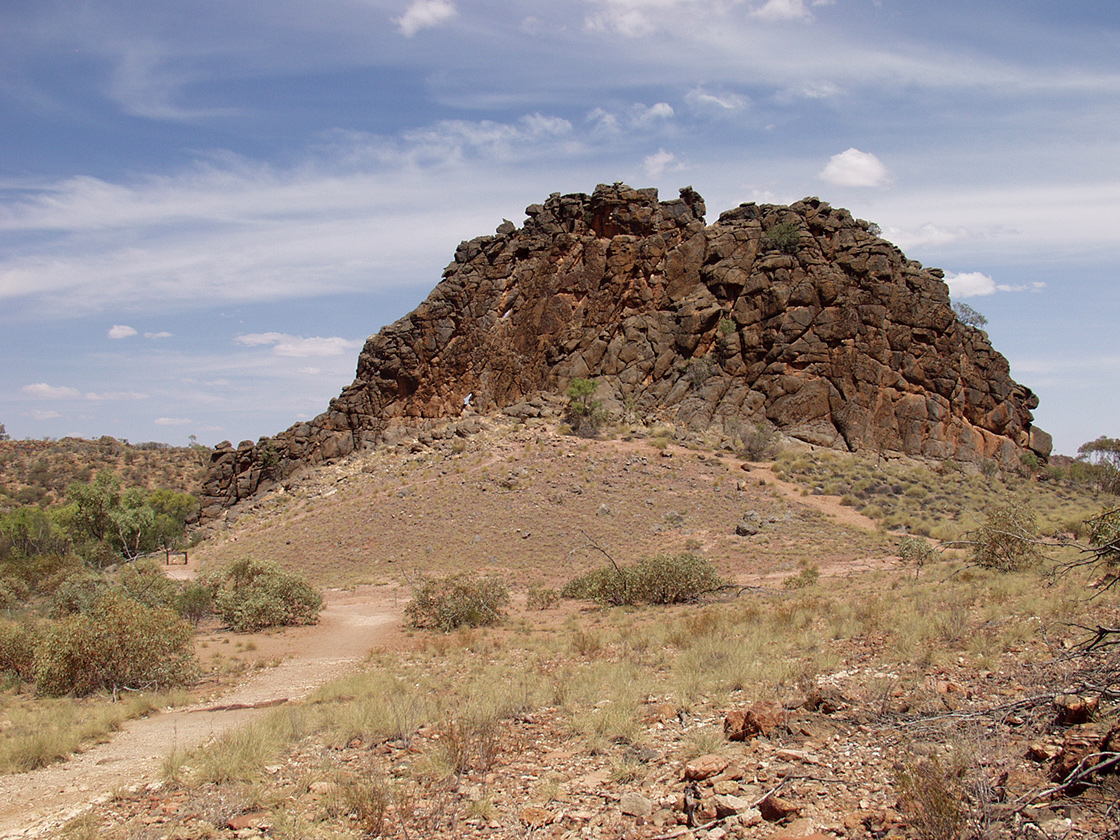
[0,586,401,839]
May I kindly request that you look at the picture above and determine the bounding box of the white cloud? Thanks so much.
[632,102,675,125]
[145,331,173,339]
[944,271,996,298]
[788,80,841,99]
[395,0,457,37]
[154,417,192,426]
[29,409,62,420]
[108,324,137,339]
[944,271,1047,298]
[685,88,749,113]
[235,332,363,358]
[643,149,681,177]
[751,0,813,23]
[22,383,81,399]
[85,391,148,401]
[819,148,892,187]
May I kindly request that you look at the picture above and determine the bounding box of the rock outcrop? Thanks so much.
[200,183,1048,516]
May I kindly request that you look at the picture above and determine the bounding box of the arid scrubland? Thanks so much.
[19,416,1115,840]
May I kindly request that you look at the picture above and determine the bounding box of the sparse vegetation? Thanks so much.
[952,300,988,329]
[203,558,322,632]
[761,220,801,255]
[562,553,724,606]
[968,501,1041,571]
[405,573,510,631]
[563,378,605,437]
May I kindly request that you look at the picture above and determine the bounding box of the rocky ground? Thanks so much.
[4,417,1118,839]
[55,634,1119,840]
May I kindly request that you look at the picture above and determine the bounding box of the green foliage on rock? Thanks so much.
[204,558,322,632]
[761,220,801,255]
[33,591,197,696]
[405,573,510,632]
[562,553,725,606]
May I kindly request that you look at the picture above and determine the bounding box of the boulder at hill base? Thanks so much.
[201,183,1049,516]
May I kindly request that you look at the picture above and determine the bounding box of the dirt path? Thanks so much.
[0,586,402,839]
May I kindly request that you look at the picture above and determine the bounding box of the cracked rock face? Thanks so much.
[200,183,1047,516]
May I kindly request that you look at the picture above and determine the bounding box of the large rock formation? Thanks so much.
[200,183,1048,516]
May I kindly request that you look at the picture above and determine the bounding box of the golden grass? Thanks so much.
[0,687,188,774]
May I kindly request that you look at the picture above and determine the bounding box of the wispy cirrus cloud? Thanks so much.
[22,383,81,399]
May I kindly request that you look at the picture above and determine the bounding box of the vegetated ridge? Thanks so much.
[201,183,1050,517]
[0,436,205,512]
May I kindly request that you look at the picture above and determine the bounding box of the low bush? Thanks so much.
[526,584,559,610]
[406,573,509,632]
[205,558,322,632]
[33,592,197,696]
[562,553,724,606]
[899,536,936,577]
[0,620,37,682]
[970,502,1041,571]
[735,421,778,461]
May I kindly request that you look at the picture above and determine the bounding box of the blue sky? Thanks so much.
[1,0,1117,456]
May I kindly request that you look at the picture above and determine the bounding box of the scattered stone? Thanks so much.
[620,792,654,817]
[712,794,752,818]
[518,806,553,828]
[724,701,786,741]
[683,754,730,781]
[1053,694,1098,725]
[759,795,800,822]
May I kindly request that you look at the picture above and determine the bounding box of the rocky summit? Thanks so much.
[201,183,1049,516]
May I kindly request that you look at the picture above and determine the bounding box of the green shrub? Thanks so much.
[762,220,801,255]
[782,565,820,590]
[33,592,197,696]
[0,620,37,682]
[970,502,1041,571]
[564,378,605,437]
[405,573,510,632]
[735,421,778,461]
[205,558,322,632]
[117,557,181,608]
[562,554,724,606]
[48,571,110,618]
[175,579,214,625]
[899,536,935,576]
[526,584,559,611]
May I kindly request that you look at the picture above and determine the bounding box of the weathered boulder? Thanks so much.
[201,183,1048,514]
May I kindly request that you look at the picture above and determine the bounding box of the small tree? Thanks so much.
[952,301,988,329]
[0,423,9,441]
[564,378,604,437]
[1077,436,1120,494]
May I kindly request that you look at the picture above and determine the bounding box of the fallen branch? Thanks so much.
[1016,751,1120,806]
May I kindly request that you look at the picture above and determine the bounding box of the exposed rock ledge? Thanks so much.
[200,183,1049,518]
